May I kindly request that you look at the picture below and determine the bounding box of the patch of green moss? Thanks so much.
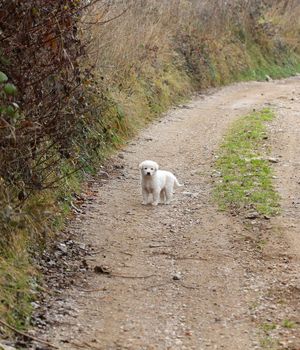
[214,109,280,217]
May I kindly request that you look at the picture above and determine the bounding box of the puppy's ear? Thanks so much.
[154,162,159,171]
[139,162,143,170]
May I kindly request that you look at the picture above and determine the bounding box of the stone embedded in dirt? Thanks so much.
[182,191,199,198]
[94,265,111,275]
[245,211,260,219]
[54,250,64,258]
[177,104,191,109]
[114,164,124,169]
[98,170,109,178]
[183,191,193,196]
[57,243,68,254]
[266,157,279,163]
[265,75,273,81]
[81,259,89,269]
[78,242,86,250]
[211,170,222,177]
[172,272,182,280]
[31,301,40,309]
[47,259,56,267]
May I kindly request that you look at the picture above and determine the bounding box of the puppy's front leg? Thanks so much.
[152,190,160,206]
[142,188,149,205]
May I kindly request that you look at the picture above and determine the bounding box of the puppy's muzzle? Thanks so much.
[146,172,151,176]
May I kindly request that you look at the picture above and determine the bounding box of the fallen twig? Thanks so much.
[150,251,207,261]
[144,280,201,291]
[0,319,58,349]
[176,256,208,261]
[90,249,133,257]
[79,288,107,293]
[177,282,201,290]
[144,281,173,291]
[110,273,155,279]
[69,341,102,349]
[150,251,176,258]
[93,265,155,279]
[89,249,105,255]
[149,244,174,248]
[119,250,133,257]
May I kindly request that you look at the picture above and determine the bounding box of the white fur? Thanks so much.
[139,160,183,206]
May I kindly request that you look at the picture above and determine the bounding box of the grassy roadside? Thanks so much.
[213,108,300,349]
[213,108,280,217]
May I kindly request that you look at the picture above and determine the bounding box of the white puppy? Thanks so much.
[139,160,183,206]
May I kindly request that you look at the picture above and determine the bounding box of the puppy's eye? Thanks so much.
[151,168,153,170]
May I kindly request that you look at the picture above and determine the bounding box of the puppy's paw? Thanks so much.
[142,201,148,205]
[151,201,159,206]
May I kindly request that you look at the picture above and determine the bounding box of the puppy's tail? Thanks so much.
[174,177,184,188]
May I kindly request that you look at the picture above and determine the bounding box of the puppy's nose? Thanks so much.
[147,172,151,175]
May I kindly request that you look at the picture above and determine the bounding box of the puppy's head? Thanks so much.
[139,160,159,177]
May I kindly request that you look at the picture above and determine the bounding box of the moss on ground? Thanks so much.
[214,109,280,217]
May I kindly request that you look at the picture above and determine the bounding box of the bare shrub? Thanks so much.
[0,1,98,244]
[83,0,184,83]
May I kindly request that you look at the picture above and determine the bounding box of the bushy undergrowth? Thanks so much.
[0,0,300,333]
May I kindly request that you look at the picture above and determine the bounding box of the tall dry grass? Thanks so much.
[83,0,183,83]
[77,0,300,137]
[83,0,300,87]
[267,0,300,51]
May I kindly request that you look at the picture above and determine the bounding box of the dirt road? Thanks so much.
[40,77,300,349]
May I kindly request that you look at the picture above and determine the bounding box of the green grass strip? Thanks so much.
[214,108,280,217]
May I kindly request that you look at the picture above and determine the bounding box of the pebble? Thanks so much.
[57,243,68,253]
[173,272,182,280]
[245,211,260,219]
[267,157,279,163]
